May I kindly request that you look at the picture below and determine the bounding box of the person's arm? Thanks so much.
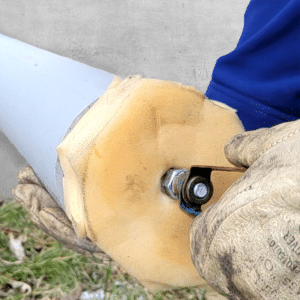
[205,0,300,131]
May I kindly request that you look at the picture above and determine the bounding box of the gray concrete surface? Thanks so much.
[0,0,250,199]
[0,131,27,200]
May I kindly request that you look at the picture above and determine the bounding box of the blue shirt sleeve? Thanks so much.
[205,0,300,131]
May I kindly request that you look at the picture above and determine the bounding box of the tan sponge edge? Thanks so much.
[56,75,245,289]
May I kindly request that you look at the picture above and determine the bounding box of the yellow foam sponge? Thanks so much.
[57,75,244,290]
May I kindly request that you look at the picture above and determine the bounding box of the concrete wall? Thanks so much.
[0,0,250,200]
[0,131,27,200]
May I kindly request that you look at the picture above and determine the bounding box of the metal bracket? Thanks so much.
[162,165,246,217]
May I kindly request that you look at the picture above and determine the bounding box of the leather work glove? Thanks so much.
[12,166,104,258]
[190,119,300,300]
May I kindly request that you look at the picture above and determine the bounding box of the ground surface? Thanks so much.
[0,199,227,300]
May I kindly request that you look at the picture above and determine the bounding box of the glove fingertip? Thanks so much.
[16,166,43,186]
[224,134,249,168]
[12,184,25,203]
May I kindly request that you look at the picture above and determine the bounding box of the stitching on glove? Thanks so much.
[257,128,300,159]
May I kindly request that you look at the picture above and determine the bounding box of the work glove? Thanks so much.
[190,119,300,300]
[12,166,104,258]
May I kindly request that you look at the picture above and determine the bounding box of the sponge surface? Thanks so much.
[57,75,244,289]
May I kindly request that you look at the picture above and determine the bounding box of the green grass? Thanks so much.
[0,199,218,300]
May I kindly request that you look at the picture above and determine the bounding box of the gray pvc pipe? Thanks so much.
[0,34,115,210]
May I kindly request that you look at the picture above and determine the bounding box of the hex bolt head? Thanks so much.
[161,168,189,200]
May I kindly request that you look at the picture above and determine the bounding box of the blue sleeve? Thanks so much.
[205,0,300,131]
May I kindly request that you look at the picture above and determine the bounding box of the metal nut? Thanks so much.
[162,168,189,200]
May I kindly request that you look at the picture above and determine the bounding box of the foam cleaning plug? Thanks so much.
[57,75,245,290]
